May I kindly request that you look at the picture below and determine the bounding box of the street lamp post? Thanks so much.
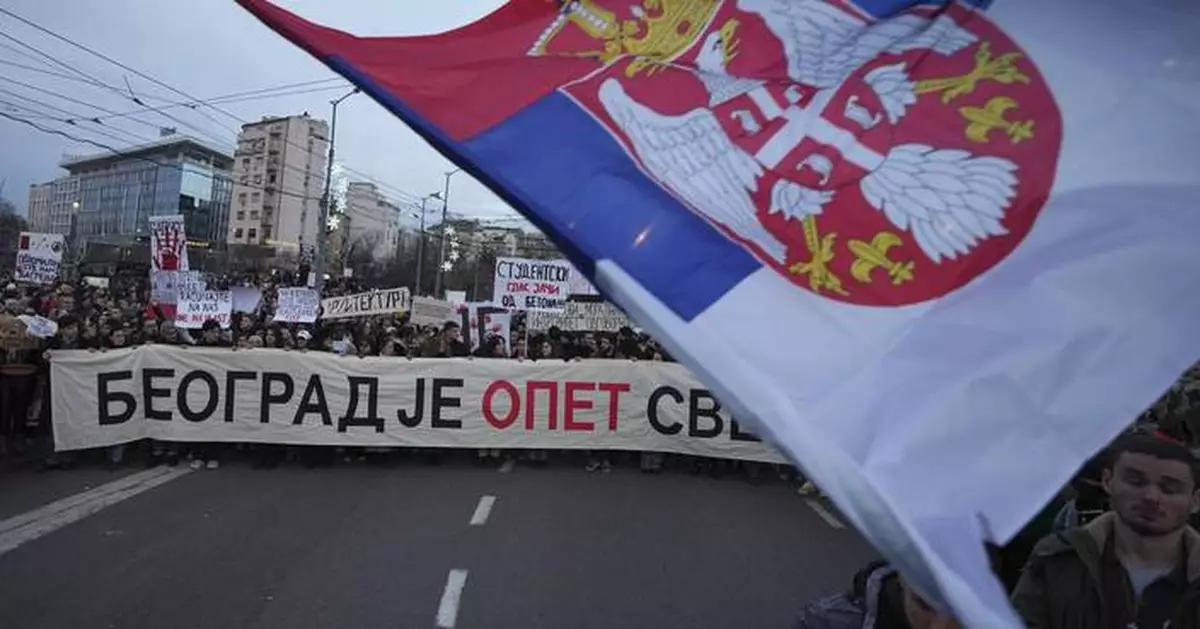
[433,168,462,298]
[413,192,442,296]
[314,87,360,292]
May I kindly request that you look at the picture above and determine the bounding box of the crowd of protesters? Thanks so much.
[0,268,784,479]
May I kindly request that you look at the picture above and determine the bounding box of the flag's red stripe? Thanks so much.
[235,0,598,140]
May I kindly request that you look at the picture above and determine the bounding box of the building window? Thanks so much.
[234,228,243,239]
[268,173,277,184]
[248,228,257,240]
[236,211,245,220]
[253,174,263,185]
[251,192,261,203]
[238,193,247,205]
[255,156,264,170]
[242,158,250,170]
[250,210,259,220]
[262,225,271,238]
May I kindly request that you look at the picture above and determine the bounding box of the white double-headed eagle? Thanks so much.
[598,0,1019,267]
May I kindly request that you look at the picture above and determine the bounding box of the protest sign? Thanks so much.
[274,288,319,323]
[14,232,65,285]
[444,290,466,306]
[231,286,262,313]
[528,301,632,332]
[150,270,179,304]
[321,287,410,320]
[409,296,455,327]
[148,215,189,272]
[458,302,511,351]
[175,290,232,329]
[49,346,784,463]
[566,263,599,297]
[492,257,569,312]
[17,315,58,338]
[150,270,203,305]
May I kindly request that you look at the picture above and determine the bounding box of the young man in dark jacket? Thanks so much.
[1012,433,1200,628]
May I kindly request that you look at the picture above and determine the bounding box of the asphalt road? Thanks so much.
[0,455,876,629]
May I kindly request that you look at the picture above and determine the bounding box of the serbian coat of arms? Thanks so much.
[529,0,1062,306]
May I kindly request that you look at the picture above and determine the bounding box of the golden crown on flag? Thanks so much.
[531,0,719,77]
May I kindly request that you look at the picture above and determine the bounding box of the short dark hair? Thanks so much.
[1109,433,1200,486]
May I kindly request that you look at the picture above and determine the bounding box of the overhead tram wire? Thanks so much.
[0,89,151,144]
[0,73,176,136]
[0,8,501,225]
[0,111,335,207]
[0,25,235,148]
[0,63,348,121]
[0,99,145,146]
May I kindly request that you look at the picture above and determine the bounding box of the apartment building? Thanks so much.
[228,114,329,255]
[343,181,401,262]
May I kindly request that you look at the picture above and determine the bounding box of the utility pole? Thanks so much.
[433,168,462,298]
[415,196,430,296]
[314,87,359,292]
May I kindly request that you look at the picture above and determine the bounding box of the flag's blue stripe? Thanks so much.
[851,0,990,18]
[325,57,759,321]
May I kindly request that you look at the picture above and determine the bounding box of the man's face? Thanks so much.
[203,328,220,343]
[142,321,158,339]
[110,330,127,347]
[160,321,175,339]
[1105,452,1199,537]
[61,323,79,342]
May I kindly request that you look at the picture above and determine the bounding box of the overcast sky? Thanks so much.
[0,0,524,226]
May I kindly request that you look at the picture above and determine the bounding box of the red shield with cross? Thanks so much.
[559,0,1062,306]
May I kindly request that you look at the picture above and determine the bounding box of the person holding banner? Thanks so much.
[189,320,228,470]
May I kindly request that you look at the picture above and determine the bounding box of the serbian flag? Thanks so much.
[237,0,1200,625]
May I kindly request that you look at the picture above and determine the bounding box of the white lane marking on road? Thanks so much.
[0,466,191,556]
[806,499,845,530]
[497,459,516,473]
[436,569,469,629]
[469,495,496,526]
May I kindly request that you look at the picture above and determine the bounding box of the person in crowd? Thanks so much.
[189,319,227,470]
[794,560,963,629]
[1011,433,1200,628]
[294,329,312,351]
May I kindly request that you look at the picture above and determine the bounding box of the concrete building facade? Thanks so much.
[228,114,329,255]
[343,181,401,262]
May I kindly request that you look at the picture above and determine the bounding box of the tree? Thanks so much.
[0,198,28,272]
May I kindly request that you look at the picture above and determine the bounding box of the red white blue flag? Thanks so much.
[237,0,1200,625]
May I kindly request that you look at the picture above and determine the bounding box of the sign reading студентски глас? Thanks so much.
[492,257,570,312]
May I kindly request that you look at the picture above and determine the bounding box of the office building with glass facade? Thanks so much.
[60,134,234,246]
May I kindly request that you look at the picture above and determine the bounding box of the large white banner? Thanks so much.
[49,346,784,463]
[14,232,65,285]
[492,257,569,312]
[321,287,411,320]
[148,214,189,272]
